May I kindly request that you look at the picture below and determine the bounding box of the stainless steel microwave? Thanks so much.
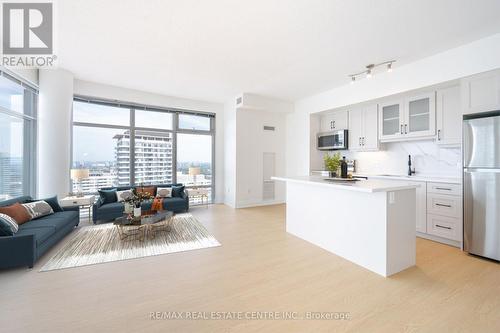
[317,130,348,150]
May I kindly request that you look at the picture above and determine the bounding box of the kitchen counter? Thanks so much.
[274,176,416,277]
[272,176,419,193]
[353,173,462,184]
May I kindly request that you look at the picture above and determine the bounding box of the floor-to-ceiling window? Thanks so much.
[71,97,215,204]
[0,71,37,200]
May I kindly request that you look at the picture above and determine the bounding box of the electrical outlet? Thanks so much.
[389,192,395,204]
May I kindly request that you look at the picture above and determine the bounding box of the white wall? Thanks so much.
[235,108,287,207]
[74,79,225,203]
[38,69,74,198]
[288,33,500,176]
[223,102,237,207]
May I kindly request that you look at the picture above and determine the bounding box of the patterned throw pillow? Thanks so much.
[116,189,134,202]
[136,186,156,197]
[156,187,172,198]
[0,213,19,236]
[0,203,31,225]
[22,200,54,220]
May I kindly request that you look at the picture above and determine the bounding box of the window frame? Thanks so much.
[0,70,38,199]
[71,96,216,203]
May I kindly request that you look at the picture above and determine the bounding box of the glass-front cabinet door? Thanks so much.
[379,100,403,141]
[405,92,436,138]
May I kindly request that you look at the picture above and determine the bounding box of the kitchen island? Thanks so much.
[272,176,419,277]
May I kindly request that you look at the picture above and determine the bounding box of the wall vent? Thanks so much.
[263,126,275,131]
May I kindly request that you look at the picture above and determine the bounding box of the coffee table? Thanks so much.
[113,211,174,241]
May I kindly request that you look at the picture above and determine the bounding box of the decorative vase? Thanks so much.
[329,171,337,178]
[134,206,141,218]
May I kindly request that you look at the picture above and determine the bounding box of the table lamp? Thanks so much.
[70,168,89,197]
[188,167,201,187]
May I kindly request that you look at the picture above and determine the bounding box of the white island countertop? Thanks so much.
[272,176,419,193]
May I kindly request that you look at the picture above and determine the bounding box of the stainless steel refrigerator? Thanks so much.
[463,112,500,261]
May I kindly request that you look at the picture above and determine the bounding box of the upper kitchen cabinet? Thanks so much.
[379,93,436,142]
[379,100,404,141]
[320,110,348,132]
[436,85,461,146]
[349,104,378,151]
[461,69,500,115]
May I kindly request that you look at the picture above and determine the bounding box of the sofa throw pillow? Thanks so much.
[98,189,117,205]
[0,203,31,225]
[0,213,19,236]
[116,189,133,202]
[22,200,54,220]
[172,185,185,198]
[28,195,63,212]
[136,186,156,197]
[156,187,172,198]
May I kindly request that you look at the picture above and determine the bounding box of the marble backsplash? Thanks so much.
[342,140,462,178]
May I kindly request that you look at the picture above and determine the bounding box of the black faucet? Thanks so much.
[408,155,416,176]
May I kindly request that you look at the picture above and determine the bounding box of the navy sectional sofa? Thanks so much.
[0,196,80,269]
[93,184,189,224]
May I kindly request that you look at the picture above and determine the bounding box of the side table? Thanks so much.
[59,195,95,223]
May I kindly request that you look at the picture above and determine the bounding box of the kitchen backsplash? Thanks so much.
[341,140,462,178]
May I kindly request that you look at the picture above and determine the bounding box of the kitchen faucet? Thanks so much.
[408,155,416,176]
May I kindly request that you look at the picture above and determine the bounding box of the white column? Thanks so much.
[38,69,74,198]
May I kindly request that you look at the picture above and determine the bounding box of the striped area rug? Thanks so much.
[40,213,220,272]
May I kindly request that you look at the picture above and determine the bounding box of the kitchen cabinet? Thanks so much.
[379,100,403,141]
[461,69,500,115]
[348,104,378,151]
[405,92,436,138]
[426,182,462,242]
[408,181,427,233]
[436,85,461,146]
[320,110,348,132]
[379,93,436,142]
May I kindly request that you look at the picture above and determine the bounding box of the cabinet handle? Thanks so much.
[404,124,408,134]
[362,137,365,146]
[359,137,361,146]
[333,121,336,129]
[435,203,452,208]
[436,224,452,230]
[400,124,403,134]
[437,129,441,141]
[436,187,451,191]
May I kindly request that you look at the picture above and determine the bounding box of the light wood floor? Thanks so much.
[1,204,499,333]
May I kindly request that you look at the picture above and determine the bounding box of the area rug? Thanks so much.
[40,213,220,272]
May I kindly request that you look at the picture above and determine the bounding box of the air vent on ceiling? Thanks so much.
[263,126,275,131]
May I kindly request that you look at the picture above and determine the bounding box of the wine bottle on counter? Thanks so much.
[341,156,348,178]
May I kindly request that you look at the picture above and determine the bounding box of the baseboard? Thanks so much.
[416,232,461,248]
[235,200,285,209]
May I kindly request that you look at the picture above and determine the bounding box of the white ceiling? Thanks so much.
[57,0,500,103]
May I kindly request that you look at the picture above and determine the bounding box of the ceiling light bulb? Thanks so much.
[387,63,393,72]
[366,70,372,79]
[350,76,355,84]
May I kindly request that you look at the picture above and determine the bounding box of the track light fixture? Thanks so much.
[348,60,395,83]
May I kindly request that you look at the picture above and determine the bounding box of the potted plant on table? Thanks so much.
[324,152,342,178]
[123,190,153,218]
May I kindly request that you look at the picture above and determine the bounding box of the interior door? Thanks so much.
[362,104,378,150]
[348,108,363,150]
[405,92,436,138]
[379,100,403,141]
[464,169,500,260]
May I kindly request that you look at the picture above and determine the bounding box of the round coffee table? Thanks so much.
[114,211,174,241]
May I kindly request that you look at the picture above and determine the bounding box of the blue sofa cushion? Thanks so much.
[15,227,55,246]
[28,195,63,212]
[98,189,117,204]
[171,185,185,198]
[21,211,79,231]
[162,198,187,210]
[97,202,124,215]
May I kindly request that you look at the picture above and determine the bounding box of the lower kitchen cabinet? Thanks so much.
[426,214,462,241]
